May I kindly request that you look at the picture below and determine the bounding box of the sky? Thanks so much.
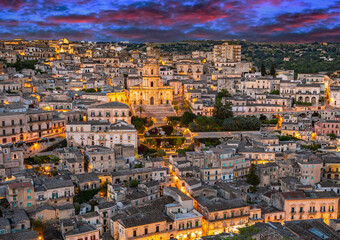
[0,0,339,43]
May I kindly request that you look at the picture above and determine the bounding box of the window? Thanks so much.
[291,207,295,213]
[133,230,137,237]
[144,228,148,235]
[27,189,31,193]
[300,207,303,213]
[27,196,31,200]
[28,203,31,207]
[156,226,159,232]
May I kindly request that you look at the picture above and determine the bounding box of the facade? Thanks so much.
[6,181,35,209]
[195,196,250,235]
[213,42,241,62]
[66,120,137,148]
[272,191,339,224]
[87,102,130,124]
[129,59,173,106]
[85,146,116,173]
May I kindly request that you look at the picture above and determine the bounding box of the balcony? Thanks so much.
[308,211,317,214]
[210,214,250,222]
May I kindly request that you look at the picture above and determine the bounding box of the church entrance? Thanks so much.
[150,97,154,105]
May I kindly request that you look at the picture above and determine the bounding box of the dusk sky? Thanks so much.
[0,0,339,42]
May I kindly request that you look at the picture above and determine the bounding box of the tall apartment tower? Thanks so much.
[213,42,241,62]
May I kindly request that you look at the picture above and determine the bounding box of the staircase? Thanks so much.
[134,104,177,126]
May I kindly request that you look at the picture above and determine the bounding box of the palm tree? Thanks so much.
[136,105,145,118]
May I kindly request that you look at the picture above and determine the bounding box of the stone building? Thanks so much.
[129,59,173,106]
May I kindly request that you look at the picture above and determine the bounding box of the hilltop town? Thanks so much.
[0,38,340,240]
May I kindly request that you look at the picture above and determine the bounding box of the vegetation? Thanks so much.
[302,144,321,151]
[157,149,166,157]
[138,144,157,157]
[130,179,139,187]
[176,148,186,156]
[73,189,100,204]
[24,155,59,165]
[216,89,232,102]
[31,219,45,236]
[131,116,153,133]
[261,118,278,124]
[82,88,101,93]
[222,116,261,131]
[182,100,190,110]
[134,163,143,168]
[195,138,221,147]
[161,125,174,135]
[126,41,340,77]
[247,164,260,193]
[295,101,312,106]
[136,105,145,118]
[7,60,38,71]
[213,101,233,120]
[270,63,276,77]
[277,135,301,141]
[270,90,280,95]
[181,111,196,126]
[327,133,337,139]
[144,137,185,148]
[260,62,266,76]
[224,225,260,240]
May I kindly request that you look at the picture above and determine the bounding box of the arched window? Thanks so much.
[151,82,154,87]
[151,69,154,75]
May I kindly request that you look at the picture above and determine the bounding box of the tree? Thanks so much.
[162,125,173,135]
[217,89,232,99]
[181,111,196,126]
[150,138,157,147]
[174,105,180,114]
[260,62,266,76]
[270,63,276,77]
[224,225,260,240]
[131,116,147,133]
[222,118,237,131]
[176,148,186,156]
[136,105,145,118]
[31,219,45,236]
[213,101,233,120]
[247,164,260,193]
[157,149,166,157]
[130,179,138,187]
[175,137,184,147]
[182,100,190,110]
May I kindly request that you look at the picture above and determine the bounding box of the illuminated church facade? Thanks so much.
[129,59,173,106]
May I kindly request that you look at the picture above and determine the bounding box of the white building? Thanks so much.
[66,120,137,148]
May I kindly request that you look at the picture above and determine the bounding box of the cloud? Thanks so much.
[47,14,97,24]
[0,0,339,42]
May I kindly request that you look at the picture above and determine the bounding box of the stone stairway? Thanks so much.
[134,104,177,126]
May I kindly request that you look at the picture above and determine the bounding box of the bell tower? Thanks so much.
[141,58,162,88]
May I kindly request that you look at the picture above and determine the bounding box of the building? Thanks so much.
[6,181,35,209]
[195,196,250,235]
[129,58,173,106]
[66,120,137,148]
[213,43,241,62]
[272,191,340,224]
[85,146,116,173]
[87,102,130,124]
[61,219,100,240]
